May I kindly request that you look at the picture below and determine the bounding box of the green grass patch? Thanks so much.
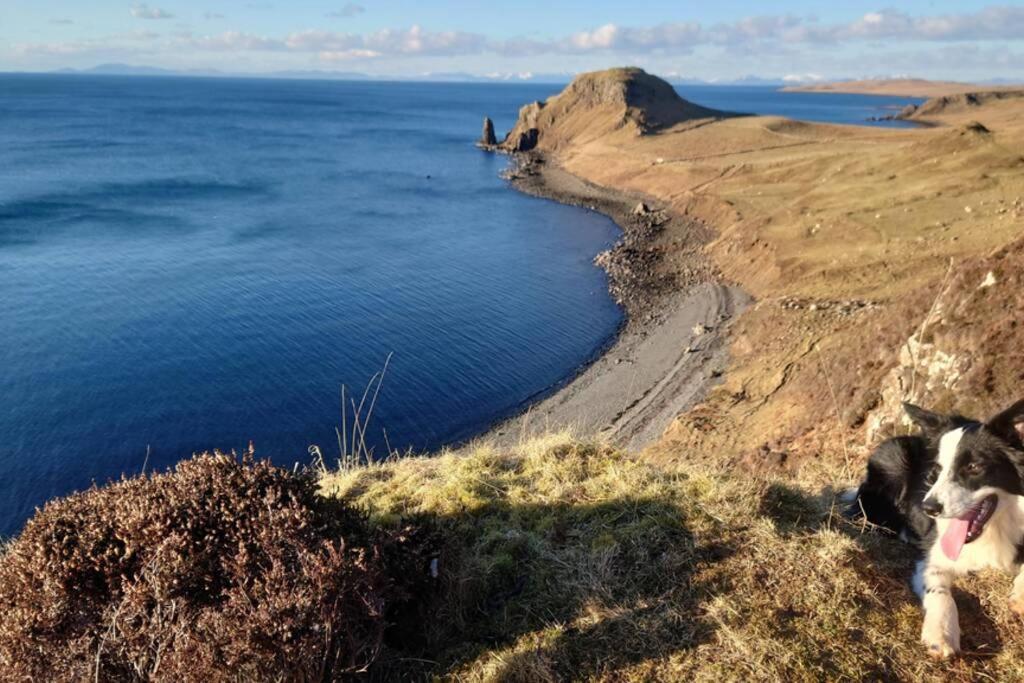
[322,432,1024,681]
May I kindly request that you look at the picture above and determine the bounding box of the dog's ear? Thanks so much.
[986,399,1024,449]
[903,402,955,440]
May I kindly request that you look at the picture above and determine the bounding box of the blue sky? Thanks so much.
[2,1,1022,80]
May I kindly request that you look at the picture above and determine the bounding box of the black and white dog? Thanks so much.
[849,399,1024,658]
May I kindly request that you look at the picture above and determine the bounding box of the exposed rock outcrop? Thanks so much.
[897,103,920,119]
[906,89,1024,120]
[864,237,1024,443]
[478,116,497,147]
[497,67,730,153]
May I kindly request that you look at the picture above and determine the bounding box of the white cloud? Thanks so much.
[264,25,487,58]
[327,4,365,19]
[130,4,174,20]
[14,30,160,57]
[193,31,285,51]
[284,30,358,51]
[781,73,825,83]
[569,24,619,50]
[842,6,1024,41]
[17,5,1024,74]
[563,21,701,53]
[364,25,486,56]
[319,49,381,61]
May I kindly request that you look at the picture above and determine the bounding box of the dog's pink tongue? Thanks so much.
[941,518,971,561]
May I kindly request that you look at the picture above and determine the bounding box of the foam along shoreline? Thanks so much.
[485,154,748,450]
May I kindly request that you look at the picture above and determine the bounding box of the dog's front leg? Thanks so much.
[914,560,960,658]
[1009,564,1024,617]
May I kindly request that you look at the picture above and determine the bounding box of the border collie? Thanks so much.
[848,399,1024,658]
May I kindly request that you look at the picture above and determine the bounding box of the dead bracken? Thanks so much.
[0,451,430,681]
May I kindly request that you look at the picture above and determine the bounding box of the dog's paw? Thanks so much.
[1009,592,1024,618]
[923,637,959,659]
[921,623,960,659]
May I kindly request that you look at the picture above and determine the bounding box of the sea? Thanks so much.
[0,74,924,536]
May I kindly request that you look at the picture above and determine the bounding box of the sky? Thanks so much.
[1,1,1023,81]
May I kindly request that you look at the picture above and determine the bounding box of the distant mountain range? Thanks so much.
[27,64,1019,88]
[46,63,571,83]
[38,64,800,86]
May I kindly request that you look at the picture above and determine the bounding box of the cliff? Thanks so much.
[905,89,1024,120]
[498,67,727,152]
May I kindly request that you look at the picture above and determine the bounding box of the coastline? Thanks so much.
[779,78,1018,98]
[485,152,749,450]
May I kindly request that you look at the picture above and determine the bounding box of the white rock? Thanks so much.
[980,271,997,288]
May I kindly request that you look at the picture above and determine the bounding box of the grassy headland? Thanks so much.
[781,78,1023,97]
[493,67,1024,471]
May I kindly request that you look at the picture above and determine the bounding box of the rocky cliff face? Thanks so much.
[905,89,1024,120]
[497,67,727,153]
[864,233,1024,442]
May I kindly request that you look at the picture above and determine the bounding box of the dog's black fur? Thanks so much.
[852,435,937,543]
[850,406,977,546]
[847,399,1024,658]
[848,401,1024,550]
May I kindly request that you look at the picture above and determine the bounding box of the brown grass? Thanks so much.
[322,432,1024,681]
[6,432,1024,679]
[0,450,431,681]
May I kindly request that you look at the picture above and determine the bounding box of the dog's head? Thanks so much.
[904,399,1024,557]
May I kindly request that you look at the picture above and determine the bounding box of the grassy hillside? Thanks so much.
[321,432,1024,681]
[503,67,1024,469]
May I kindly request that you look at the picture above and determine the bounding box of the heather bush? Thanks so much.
[0,450,424,681]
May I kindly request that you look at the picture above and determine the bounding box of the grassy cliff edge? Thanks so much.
[320,433,1024,681]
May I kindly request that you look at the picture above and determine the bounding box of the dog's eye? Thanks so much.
[926,465,941,485]
[963,461,983,476]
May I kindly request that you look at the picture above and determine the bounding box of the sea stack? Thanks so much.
[480,116,497,147]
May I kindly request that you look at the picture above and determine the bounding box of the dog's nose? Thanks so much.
[922,497,944,518]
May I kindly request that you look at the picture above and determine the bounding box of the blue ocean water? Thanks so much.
[0,76,924,536]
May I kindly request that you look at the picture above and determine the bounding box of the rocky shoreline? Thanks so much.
[484,149,748,450]
[500,151,718,327]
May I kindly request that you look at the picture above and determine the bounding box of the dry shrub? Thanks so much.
[0,451,423,681]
